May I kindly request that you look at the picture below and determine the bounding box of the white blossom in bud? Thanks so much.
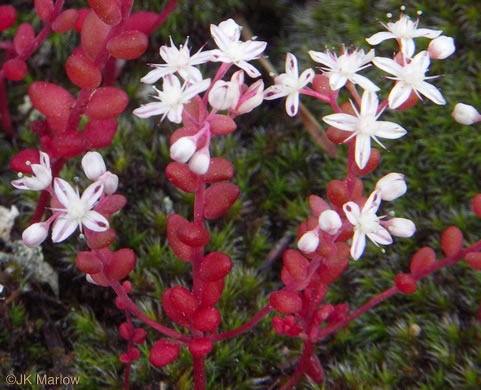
[318,210,342,235]
[86,274,99,285]
[22,222,49,247]
[189,149,211,175]
[452,103,481,125]
[82,151,106,181]
[383,217,416,238]
[428,36,455,60]
[11,151,52,191]
[170,137,197,163]
[375,172,407,201]
[98,171,119,195]
[235,79,264,114]
[208,79,241,110]
[0,284,4,295]
[297,231,319,253]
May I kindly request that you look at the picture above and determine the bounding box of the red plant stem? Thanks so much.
[147,0,180,35]
[192,179,206,300]
[346,82,361,107]
[212,304,272,342]
[345,139,356,193]
[123,310,133,390]
[0,74,13,137]
[193,355,206,390]
[316,240,481,341]
[108,278,191,343]
[279,339,314,390]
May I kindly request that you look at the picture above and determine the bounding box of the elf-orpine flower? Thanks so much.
[264,52,315,117]
[343,190,415,260]
[372,50,446,109]
[322,91,407,169]
[133,74,211,124]
[210,18,267,78]
[308,48,379,92]
[140,37,212,83]
[366,13,442,58]
[11,151,52,191]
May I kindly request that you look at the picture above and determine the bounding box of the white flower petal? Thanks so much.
[343,201,360,225]
[416,81,446,105]
[367,226,393,246]
[375,121,407,139]
[351,230,366,260]
[386,218,416,237]
[82,211,109,232]
[285,93,300,117]
[329,73,347,90]
[54,178,77,208]
[51,217,79,243]
[81,181,104,209]
[388,82,413,109]
[366,31,395,45]
[322,113,358,131]
[372,57,403,77]
[355,134,372,169]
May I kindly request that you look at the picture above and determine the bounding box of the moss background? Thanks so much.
[1,0,481,388]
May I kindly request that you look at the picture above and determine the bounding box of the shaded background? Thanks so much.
[1,0,481,388]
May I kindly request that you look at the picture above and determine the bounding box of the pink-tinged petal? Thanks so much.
[400,38,415,58]
[351,230,366,260]
[263,85,288,100]
[363,190,381,214]
[366,31,395,45]
[360,91,379,117]
[350,74,380,92]
[375,121,407,139]
[367,226,393,246]
[39,151,50,169]
[355,134,371,169]
[190,50,214,65]
[210,24,231,52]
[343,201,360,225]
[179,66,204,83]
[81,181,104,209]
[141,67,171,84]
[237,60,261,78]
[285,53,298,77]
[308,50,336,68]
[416,81,446,105]
[411,50,430,72]
[329,73,347,90]
[82,210,109,232]
[54,178,77,207]
[11,178,28,190]
[413,28,442,39]
[388,82,413,109]
[299,68,315,86]
[285,93,300,117]
[23,176,45,191]
[163,74,181,90]
[372,57,403,77]
[361,49,376,65]
[209,49,225,62]
[322,113,358,131]
[167,104,184,124]
[51,217,79,243]
[184,78,211,100]
[242,40,267,60]
[133,102,168,118]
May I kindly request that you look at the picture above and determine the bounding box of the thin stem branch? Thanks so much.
[212,304,272,342]
[193,355,206,390]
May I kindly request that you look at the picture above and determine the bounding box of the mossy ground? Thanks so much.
[1,0,481,388]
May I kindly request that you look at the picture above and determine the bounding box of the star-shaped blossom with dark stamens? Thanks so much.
[322,91,407,169]
[372,50,446,109]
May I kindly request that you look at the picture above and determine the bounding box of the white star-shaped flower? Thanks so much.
[322,91,407,169]
[133,74,211,124]
[372,50,446,109]
[210,18,267,78]
[141,37,211,83]
[366,14,442,58]
[51,178,109,243]
[343,191,392,260]
[11,151,52,191]
[308,48,379,92]
[263,52,315,117]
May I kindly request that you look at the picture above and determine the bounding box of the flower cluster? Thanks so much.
[13,151,118,247]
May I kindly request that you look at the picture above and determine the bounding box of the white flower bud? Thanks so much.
[375,172,407,201]
[428,36,455,60]
[208,80,240,111]
[384,218,416,238]
[99,171,119,194]
[297,231,319,253]
[452,103,481,125]
[0,283,4,295]
[318,210,342,235]
[189,150,210,175]
[22,222,49,247]
[82,151,106,181]
[236,80,264,114]
[170,137,197,163]
[86,274,100,285]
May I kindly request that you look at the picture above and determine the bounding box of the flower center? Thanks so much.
[358,211,380,234]
[67,198,89,221]
[358,115,377,136]
[400,62,425,87]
